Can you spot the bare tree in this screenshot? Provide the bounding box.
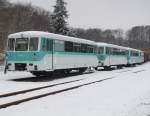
[127,26,150,49]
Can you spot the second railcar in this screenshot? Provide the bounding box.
[96,42,144,69]
[96,42,128,69]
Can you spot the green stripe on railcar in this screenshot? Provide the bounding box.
[6,51,48,61]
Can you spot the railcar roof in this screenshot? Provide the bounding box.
[97,42,127,49]
[8,31,96,45]
[97,42,143,52]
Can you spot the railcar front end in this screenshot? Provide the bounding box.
[6,35,53,73]
[127,49,144,65]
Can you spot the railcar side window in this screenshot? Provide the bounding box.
[47,39,53,51]
[8,38,15,51]
[112,48,121,55]
[29,38,38,51]
[120,50,127,55]
[73,43,81,52]
[87,45,94,53]
[64,41,95,53]
[126,50,129,55]
[54,40,64,52]
[126,51,129,55]
[65,41,73,52]
[111,48,116,55]
[106,47,111,54]
[81,44,87,53]
[15,38,28,51]
[98,47,104,54]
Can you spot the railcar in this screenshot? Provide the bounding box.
[127,48,144,65]
[5,31,98,76]
[96,42,128,69]
[5,31,145,76]
[96,42,144,69]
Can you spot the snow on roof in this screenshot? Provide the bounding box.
[8,31,96,45]
[8,31,143,53]
[96,42,109,46]
[97,42,127,49]
[97,42,143,52]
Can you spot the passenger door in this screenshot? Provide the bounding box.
[105,47,111,66]
[41,38,53,70]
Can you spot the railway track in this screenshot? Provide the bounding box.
[132,69,146,73]
[0,67,145,109]
[0,76,114,109]
[0,78,85,98]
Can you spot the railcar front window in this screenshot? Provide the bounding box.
[15,38,28,51]
[42,38,53,51]
[8,38,15,51]
[131,51,139,56]
[29,38,38,51]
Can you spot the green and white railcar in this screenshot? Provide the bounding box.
[127,48,144,65]
[96,42,144,69]
[6,31,98,76]
[96,42,128,69]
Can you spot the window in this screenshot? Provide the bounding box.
[65,41,73,52]
[110,48,127,55]
[73,43,81,52]
[111,48,120,55]
[15,38,28,51]
[42,38,46,51]
[86,45,94,53]
[64,41,95,53]
[81,44,87,53]
[54,40,64,52]
[8,38,15,51]
[120,49,127,55]
[47,39,53,51]
[106,47,111,54]
[29,38,39,51]
[98,47,104,54]
[126,50,129,55]
[42,38,53,51]
[131,51,139,56]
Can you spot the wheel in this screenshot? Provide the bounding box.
[104,66,111,70]
[126,64,131,67]
[30,71,53,77]
[95,67,99,71]
[30,71,40,77]
[79,68,87,74]
[64,69,71,74]
[117,65,123,69]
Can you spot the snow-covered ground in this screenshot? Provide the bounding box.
[0,63,150,116]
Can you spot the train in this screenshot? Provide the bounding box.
[96,42,144,69]
[5,31,144,76]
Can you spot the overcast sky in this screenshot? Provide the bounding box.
[10,0,150,30]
